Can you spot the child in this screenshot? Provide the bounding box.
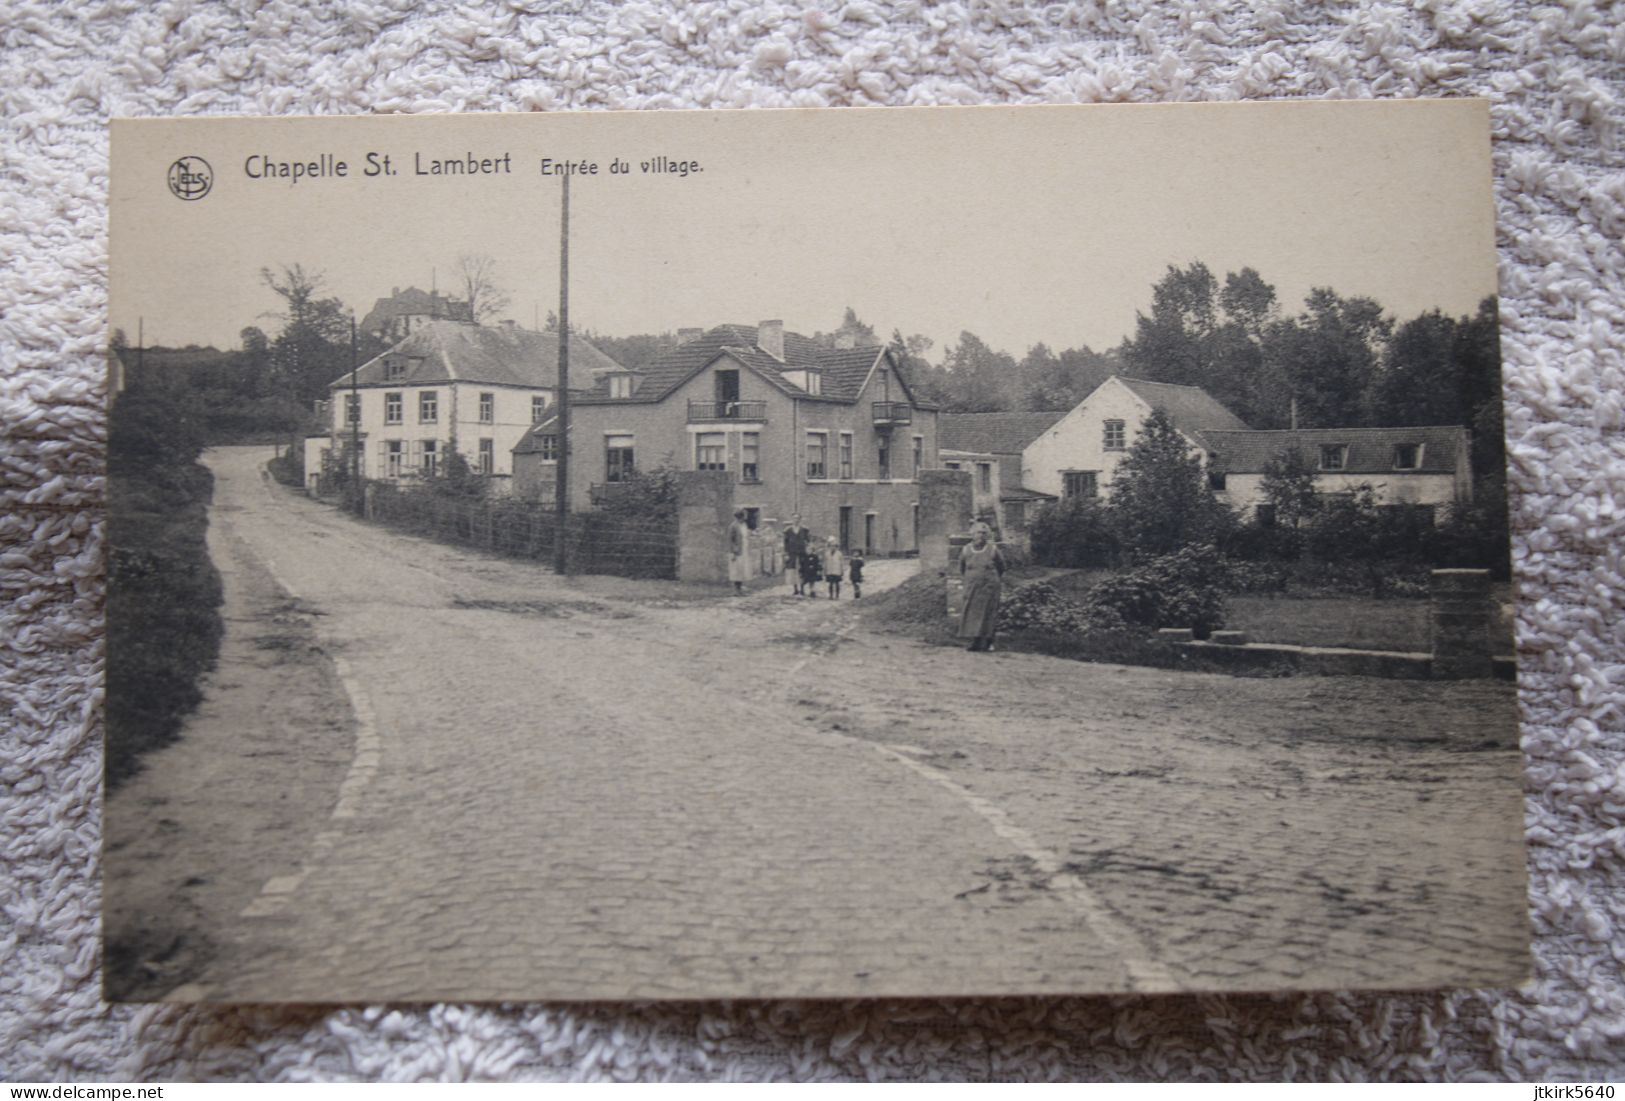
[798,542,823,598]
[823,538,845,600]
[848,547,865,599]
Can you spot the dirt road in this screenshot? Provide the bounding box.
[104,446,1530,1002]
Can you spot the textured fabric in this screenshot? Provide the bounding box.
[3,0,1623,1083]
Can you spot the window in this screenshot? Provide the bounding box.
[1256,503,1278,528]
[878,435,891,480]
[1208,470,1227,490]
[605,434,635,479]
[741,432,760,482]
[944,461,961,471]
[539,434,558,461]
[385,357,404,381]
[479,392,494,424]
[806,432,828,480]
[606,435,635,482]
[419,391,438,423]
[385,439,403,477]
[344,393,360,425]
[977,463,993,492]
[420,439,439,476]
[384,392,403,425]
[742,506,760,531]
[913,436,924,476]
[696,431,726,471]
[1320,444,1347,471]
[1104,419,1126,451]
[1393,443,1421,470]
[1063,471,1098,499]
[609,374,633,399]
[804,370,821,396]
[478,438,494,475]
[1006,501,1026,528]
[839,432,854,479]
[532,395,548,422]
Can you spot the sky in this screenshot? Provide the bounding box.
[110,102,1498,362]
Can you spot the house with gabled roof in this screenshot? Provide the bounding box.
[512,320,940,556]
[307,319,620,489]
[1014,374,1471,522]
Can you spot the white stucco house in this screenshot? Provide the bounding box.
[1014,374,1473,522]
[305,319,621,492]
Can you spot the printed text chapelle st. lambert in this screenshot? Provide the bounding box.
[240,151,702,184]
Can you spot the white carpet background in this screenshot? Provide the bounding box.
[2,0,1622,1082]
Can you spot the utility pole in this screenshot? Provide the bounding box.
[553,171,571,575]
[350,313,362,514]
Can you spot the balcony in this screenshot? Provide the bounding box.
[688,400,767,422]
[872,401,912,427]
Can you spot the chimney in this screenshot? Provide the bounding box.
[834,331,856,350]
[757,319,784,361]
[676,327,704,345]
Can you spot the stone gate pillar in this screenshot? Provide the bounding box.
[917,468,974,576]
[674,470,734,583]
[1431,568,1493,679]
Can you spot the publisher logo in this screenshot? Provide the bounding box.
[167,156,213,201]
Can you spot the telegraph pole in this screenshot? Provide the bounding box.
[350,313,362,514]
[553,171,571,575]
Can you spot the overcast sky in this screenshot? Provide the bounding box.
[111,101,1497,362]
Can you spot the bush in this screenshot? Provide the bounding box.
[1030,496,1120,568]
[1226,560,1290,594]
[1084,545,1228,636]
[1224,522,1303,563]
[997,582,1093,634]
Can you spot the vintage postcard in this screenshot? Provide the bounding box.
[105,102,1528,1002]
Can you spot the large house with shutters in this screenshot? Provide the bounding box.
[512,320,940,556]
[305,318,621,491]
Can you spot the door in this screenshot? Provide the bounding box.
[864,513,876,555]
[714,369,740,415]
[839,506,852,552]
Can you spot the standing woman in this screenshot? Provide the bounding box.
[958,523,1006,652]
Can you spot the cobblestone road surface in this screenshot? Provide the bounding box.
[109,447,1530,1002]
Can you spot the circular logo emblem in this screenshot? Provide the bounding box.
[167,156,213,201]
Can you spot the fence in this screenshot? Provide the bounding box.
[364,483,677,579]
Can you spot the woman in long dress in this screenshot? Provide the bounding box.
[958,524,1006,652]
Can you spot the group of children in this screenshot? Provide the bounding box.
[783,516,864,600]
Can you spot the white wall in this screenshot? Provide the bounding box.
[1223,471,1466,517]
[330,382,553,478]
[1023,378,1201,499]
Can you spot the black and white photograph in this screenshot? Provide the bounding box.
[104,102,1528,1003]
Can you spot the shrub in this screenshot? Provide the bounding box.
[1224,522,1303,563]
[997,582,1092,634]
[1084,545,1228,636]
[1029,496,1120,568]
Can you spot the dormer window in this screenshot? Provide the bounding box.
[385,357,405,381]
[782,368,822,395]
[1393,443,1422,470]
[608,374,633,399]
[1319,444,1348,471]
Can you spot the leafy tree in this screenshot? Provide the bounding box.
[456,253,512,323]
[935,331,1017,412]
[1120,261,1220,388]
[814,307,878,348]
[1258,445,1320,529]
[260,264,350,407]
[1029,496,1120,568]
[1267,288,1390,429]
[1106,408,1233,555]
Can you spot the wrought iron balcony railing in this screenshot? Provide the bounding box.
[688,400,767,422]
[872,401,912,426]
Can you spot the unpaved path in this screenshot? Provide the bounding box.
[104,446,1529,1002]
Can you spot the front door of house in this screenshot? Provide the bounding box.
[864,513,876,555]
[839,506,852,552]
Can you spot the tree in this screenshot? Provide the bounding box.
[1267,288,1391,429]
[1106,408,1233,555]
[814,307,878,348]
[936,331,1017,412]
[1119,261,1220,387]
[1022,342,1116,411]
[456,253,512,323]
[259,264,350,406]
[1258,446,1320,529]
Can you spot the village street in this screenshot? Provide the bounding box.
[105,446,1529,1003]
